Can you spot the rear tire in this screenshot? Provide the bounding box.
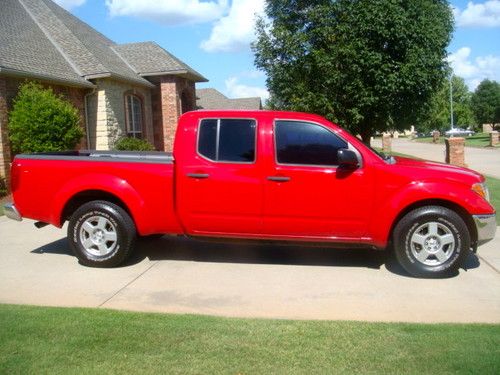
[68,200,136,267]
[393,206,470,278]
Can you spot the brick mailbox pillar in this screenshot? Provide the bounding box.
[490,131,499,147]
[432,131,440,143]
[445,137,466,167]
[382,134,391,153]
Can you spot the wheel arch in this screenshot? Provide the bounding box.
[61,190,133,225]
[389,199,477,247]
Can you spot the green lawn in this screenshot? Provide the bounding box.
[415,133,500,148]
[486,175,500,224]
[0,304,499,374]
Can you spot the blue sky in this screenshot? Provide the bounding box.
[58,0,500,100]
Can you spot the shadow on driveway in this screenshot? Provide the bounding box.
[30,235,480,277]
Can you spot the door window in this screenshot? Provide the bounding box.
[275,121,347,165]
[198,119,256,163]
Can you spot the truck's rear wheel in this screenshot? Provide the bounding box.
[68,200,136,267]
[393,206,470,278]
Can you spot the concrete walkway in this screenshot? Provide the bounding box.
[372,137,500,179]
[1,217,499,323]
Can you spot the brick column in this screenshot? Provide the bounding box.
[482,124,493,133]
[0,78,11,188]
[489,131,499,147]
[432,131,440,143]
[160,76,181,152]
[445,137,466,167]
[382,134,391,153]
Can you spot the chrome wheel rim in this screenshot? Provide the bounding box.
[410,222,455,266]
[79,216,118,257]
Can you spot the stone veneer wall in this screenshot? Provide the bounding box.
[152,76,195,151]
[0,76,86,185]
[90,79,154,150]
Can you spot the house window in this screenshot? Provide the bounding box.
[125,94,143,138]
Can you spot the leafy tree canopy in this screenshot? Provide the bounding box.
[417,75,475,133]
[471,79,500,126]
[253,0,454,143]
[9,82,84,153]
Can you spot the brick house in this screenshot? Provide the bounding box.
[0,0,208,182]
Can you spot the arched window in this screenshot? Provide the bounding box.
[125,94,143,138]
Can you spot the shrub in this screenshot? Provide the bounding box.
[0,177,7,197]
[8,82,84,154]
[113,137,155,151]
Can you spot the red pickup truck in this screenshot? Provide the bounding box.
[4,110,496,277]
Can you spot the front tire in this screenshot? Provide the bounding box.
[68,200,136,267]
[393,206,470,278]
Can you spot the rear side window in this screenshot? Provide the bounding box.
[198,119,256,162]
[275,121,347,166]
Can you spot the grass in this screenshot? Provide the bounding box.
[0,304,499,374]
[414,133,500,148]
[485,175,500,224]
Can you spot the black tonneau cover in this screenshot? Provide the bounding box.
[15,150,174,164]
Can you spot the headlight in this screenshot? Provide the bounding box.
[472,182,490,202]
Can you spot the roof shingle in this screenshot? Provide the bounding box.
[196,88,262,110]
[0,0,206,88]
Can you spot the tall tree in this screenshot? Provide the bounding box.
[471,79,500,126]
[417,75,475,133]
[253,0,453,144]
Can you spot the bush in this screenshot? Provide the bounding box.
[8,82,84,154]
[113,137,155,151]
[0,177,7,197]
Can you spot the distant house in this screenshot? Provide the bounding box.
[0,0,208,181]
[196,88,262,110]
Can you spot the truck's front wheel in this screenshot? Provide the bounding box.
[393,206,470,278]
[68,200,136,267]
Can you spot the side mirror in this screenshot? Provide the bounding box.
[337,148,359,169]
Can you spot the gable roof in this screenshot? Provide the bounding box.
[0,0,206,88]
[113,42,207,82]
[196,88,262,110]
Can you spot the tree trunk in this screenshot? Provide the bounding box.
[360,128,372,146]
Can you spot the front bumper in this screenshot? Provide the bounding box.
[473,214,497,246]
[3,202,22,222]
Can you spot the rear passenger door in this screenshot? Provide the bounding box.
[177,118,264,236]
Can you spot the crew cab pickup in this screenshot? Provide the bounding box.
[4,110,496,277]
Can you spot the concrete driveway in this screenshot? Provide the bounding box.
[1,216,499,323]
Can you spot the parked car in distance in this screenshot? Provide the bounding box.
[4,110,496,278]
[445,128,475,137]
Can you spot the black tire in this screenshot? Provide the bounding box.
[393,206,470,278]
[68,200,136,267]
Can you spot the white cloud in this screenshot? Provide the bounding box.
[448,47,500,89]
[201,0,265,52]
[225,77,269,101]
[54,0,86,9]
[105,0,229,26]
[453,0,500,27]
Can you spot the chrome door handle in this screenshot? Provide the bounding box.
[187,173,210,179]
[267,176,291,182]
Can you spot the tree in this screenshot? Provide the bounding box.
[417,75,476,133]
[9,82,84,153]
[253,0,454,144]
[471,79,500,126]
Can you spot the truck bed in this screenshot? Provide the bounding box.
[11,150,182,236]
